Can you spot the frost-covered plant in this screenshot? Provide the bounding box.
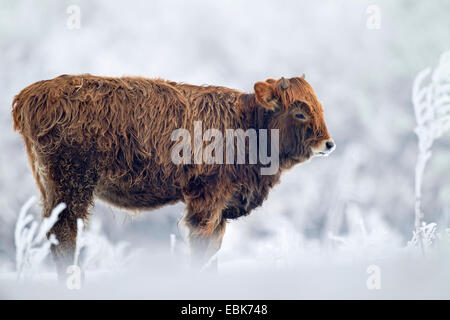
[408,222,438,249]
[14,196,66,279]
[74,218,84,266]
[407,223,450,254]
[15,196,134,281]
[74,217,134,272]
[412,51,450,251]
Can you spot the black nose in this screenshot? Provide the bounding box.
[326,141,335,150]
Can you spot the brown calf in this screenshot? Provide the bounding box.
[12,74,334,276]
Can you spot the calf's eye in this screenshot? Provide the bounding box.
[295,113,306,120]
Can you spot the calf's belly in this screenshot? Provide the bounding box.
[94,181,183,210]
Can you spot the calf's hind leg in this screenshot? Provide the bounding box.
[41,151,98,279]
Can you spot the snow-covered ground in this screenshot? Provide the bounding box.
[1,192,450,299]
[2,225,450,299]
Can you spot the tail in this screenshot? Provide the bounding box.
[11,81,46,135]
[11,79,60,140]
[12,91,25,133]
[11,81,52,201]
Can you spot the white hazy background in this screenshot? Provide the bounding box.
[1,0,450,299]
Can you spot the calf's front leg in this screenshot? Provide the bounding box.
[187,218,227,269]
[183,183,230,268]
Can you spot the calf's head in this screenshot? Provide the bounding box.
[254,75,335,167]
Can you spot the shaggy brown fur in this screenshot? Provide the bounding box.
[12,74,333,275]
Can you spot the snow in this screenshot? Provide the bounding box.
[1,0,450,299]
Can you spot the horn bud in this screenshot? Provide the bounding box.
[280,77,289,90]
[301,73,305,79]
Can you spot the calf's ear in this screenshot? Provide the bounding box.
[254,81,279,111]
